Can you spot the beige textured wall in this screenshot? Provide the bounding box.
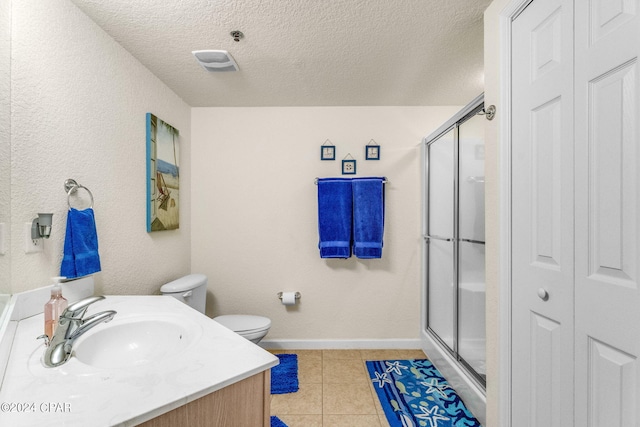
[10,0,191,295]
[484,0,510,425]
[0,0,10,295]
[191,106,460,340]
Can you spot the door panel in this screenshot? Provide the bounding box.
[427,130,456,350]
[588,62,637,286]
[511,0,640,423]
[511,0,574,425]
[531,97,562,270]
[529,312,561,427]
[428,129,455,237]
[458,241,486,376]
[428,239,455,349]
[574,0,640,424]
[459,113,486,242]
[457,111,486,377]
[588,338,637,427]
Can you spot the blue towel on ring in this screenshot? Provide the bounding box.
[352,177,385,259]
[60,208,101,279]
[317,178,352,258]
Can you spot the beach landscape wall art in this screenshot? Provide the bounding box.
[146,113,180,232]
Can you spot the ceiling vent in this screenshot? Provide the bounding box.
[192,50,239,72]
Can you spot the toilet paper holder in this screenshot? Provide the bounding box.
[277,292,301,300]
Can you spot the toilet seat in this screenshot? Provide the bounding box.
[214,315,271,334]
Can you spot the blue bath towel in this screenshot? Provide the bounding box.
[60,208,101,279]
[352,177,385,259]
[317,178,353,258]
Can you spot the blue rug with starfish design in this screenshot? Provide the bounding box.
[365,359,481,427]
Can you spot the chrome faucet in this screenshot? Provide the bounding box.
[40,295,116,367]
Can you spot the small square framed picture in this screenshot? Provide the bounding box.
[321,145,335,160]
[342,159,357,175]
[366,144,380,160]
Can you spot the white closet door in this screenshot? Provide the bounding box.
[574,1,640,425]
[511,0,574,425]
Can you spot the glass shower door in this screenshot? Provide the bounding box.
[457,113,486,379]
[427,127,455,350]
[424,97,486,388]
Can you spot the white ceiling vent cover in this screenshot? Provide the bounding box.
[192,50,239,72]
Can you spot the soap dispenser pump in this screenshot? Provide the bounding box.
[44,276,68,340]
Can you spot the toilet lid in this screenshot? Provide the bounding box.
[161,274,207,293]
[214,315,271,333]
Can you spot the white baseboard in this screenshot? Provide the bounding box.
[259,338,422,350]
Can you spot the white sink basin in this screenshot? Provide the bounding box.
[1,295,279,427]
[73,315,199,369]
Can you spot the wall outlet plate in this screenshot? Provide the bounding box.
[24,222,43,254]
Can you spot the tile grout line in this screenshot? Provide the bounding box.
[321,350,324,426]
[269,349,426,426]
[363,358,383,427]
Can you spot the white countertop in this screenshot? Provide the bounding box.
[0,295,279,426]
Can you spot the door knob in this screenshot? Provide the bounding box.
[537,288,549,301]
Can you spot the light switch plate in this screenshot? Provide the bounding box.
[24,222,43,254]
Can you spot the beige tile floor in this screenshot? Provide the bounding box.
[269,349,428,427]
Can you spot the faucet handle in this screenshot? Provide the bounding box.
[37,334,50,347]
[62,295,105,319]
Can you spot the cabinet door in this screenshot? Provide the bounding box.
[574,0,640,425]
[511,0,575,425]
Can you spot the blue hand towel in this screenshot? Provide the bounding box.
[352,177,385,259]
[60,208,101,279]
[317,178,353,258]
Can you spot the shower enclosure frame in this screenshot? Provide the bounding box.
[421,93,486,425]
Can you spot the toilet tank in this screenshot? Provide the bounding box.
[160,274,207,314]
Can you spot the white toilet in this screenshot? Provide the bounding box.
[160,274,271,344]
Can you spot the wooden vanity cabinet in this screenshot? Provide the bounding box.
[138,370,270,427]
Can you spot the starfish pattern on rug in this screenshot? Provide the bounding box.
[421,378,451,398]
[366,359,482,427]
[415,404,451,427]
[385,360,409,376]
[372,371,392,388]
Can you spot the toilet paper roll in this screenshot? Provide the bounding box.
[281,292,297,306]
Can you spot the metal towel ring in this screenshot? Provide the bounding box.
[64,179,94,210]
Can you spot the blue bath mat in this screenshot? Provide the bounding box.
[366,359,481,427]
[271,354,299,394]
[270,415,288,427]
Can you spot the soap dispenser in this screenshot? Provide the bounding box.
[44,277,68,340]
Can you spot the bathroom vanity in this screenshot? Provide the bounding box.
[0,293,278,426]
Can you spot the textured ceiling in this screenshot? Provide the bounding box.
[70,0,491,107]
